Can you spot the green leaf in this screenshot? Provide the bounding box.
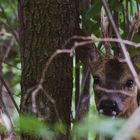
[73,114,124,139]
[86,1,102,19]
[17,115,56,139]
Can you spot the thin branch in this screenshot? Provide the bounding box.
[97,37,140,48]
[101,7,112,57]
[127,10,140,40]
[31,85,42,114]
[95,86,135,97]
[41,87,61,122]
[69,35,140,48]
[76,68,90,119]
[28,34,140,109]
[3,38,15,61]
[0,75,19,113]
[39,49,72,85]
[101,0,140,89]
[24,33,140,120]
[22,86,37,107]
[23,50,72,120]
[37,34,140,90]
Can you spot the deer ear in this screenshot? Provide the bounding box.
[76,42,101,66]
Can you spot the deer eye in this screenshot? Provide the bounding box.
[125,79,134,88]
[93,75,100,85]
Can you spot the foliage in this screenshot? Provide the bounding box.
[73,114,124,140]
[16,115,55,139]
[14,114,124,139]
[0,1,20,96]
[0,0,140,140]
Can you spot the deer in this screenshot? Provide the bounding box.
[75,10,140,140]
[92,56,140,140]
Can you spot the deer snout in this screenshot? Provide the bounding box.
[98,99,120,117]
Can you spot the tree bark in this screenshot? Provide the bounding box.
[18,0,79,139]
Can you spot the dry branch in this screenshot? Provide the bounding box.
[127,10,140,41]
[101,0,140,89]
[0,75,19,113]
[24,32,140,120]
[101,7,112,57]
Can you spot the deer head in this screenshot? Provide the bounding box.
[92,56,140,118]
[75,11,140,118]
[77,43,140,118]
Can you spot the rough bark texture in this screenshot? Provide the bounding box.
[18,0,79,140]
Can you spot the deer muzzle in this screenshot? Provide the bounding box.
[97,99,121,117]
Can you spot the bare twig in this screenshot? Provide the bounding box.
[3,37,15,61]
[0,75,19,113]
[101,7,112,57]
[68,35,140,48]
[31,85,42,114]
[95,86,135,97]
[23,50,72,119]
[127,10,140,40]
[76,68,90,119]
[96,37,140,48]
[25,33,140,118]
[23,27,140,120]
[101,0,140,89]
[39,49,72,85]
[31,34,140,99]
[41,87,61,122]
[22,86,37,107]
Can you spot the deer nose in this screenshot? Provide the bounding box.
[98,100,120,117]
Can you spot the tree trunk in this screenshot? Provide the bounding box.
[18,0,79,139]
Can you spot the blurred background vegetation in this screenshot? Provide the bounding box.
[0,0,20,105]
[0,0,140,139]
